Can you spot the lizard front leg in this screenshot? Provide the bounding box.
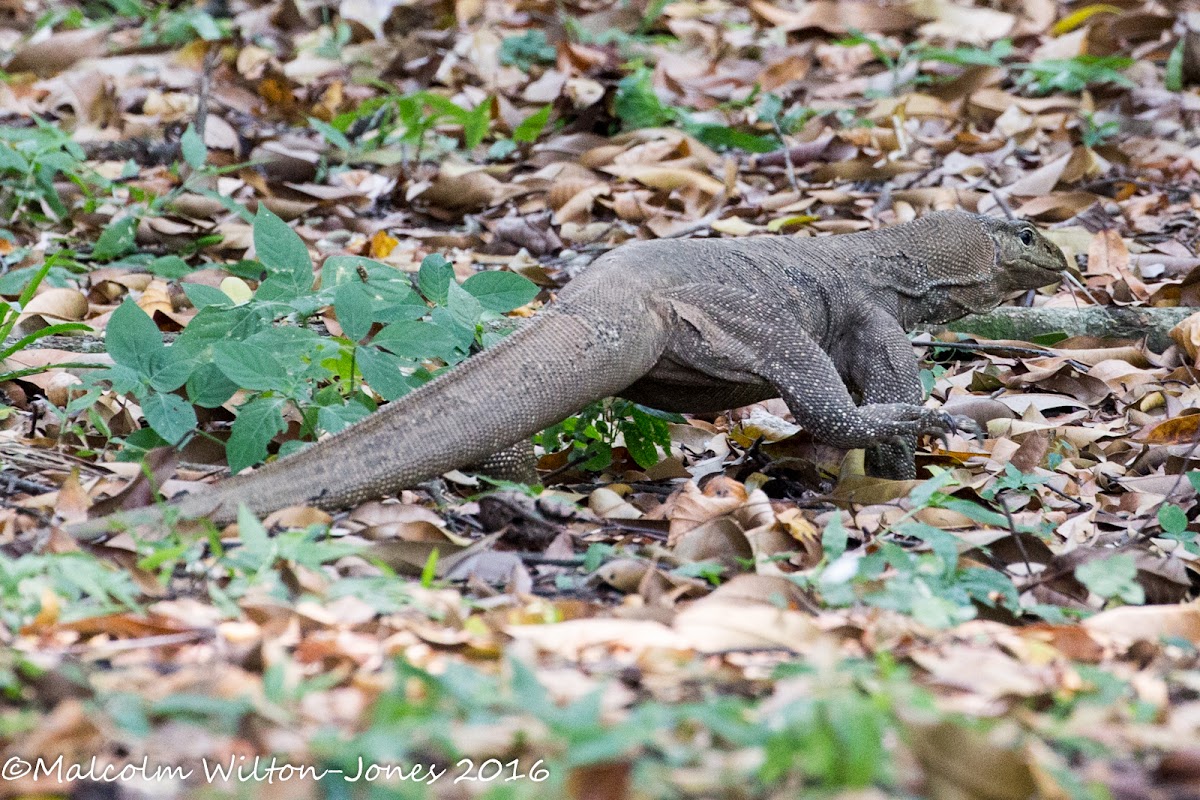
[656,284,958,466]
[842,312,927,480]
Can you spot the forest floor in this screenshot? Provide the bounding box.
[3,0,1200,798]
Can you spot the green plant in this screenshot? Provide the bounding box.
[1075,553,1144,605]
[0,550,141,630]
[89,205,538,473]
[834,32,1012,96]
[810,471,1057,627]
[535,398,682,472]
[1080,112,1119,148]
[0,254,94,384]
[614,66,779,152]
[1014,55,1134,95]
[1166,38,1185,91]
[137,3,228,45]
[499,29,557,71]
[315,21,352,60]
[0,119,111,222]
[920,38,1013,67]
[318,90,492,163]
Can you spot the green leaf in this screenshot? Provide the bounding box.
[93,216,139,261]
[106,299,163,375]
[186,362,238,408]
[462,98,491,149]
[615,67,676,130]
[308,116,353,151]
[181,123,207,169]
[513,105,551,143]
[621,422,659,468]
[417,254,454,305]
[316,399,371,434]
[334,282,374,341]
[212,342,289,392]
[145,348,195,392]
[140,392,197,445]
[117,427,169,462]
[1159,504,1189,535]
[355,345,413,401]
[461,270,539,312]
[420,548,439,588]
[1166,39,1185,92]
[498,29,557,71]
[227,396,287,474]
[146,256,191,279]
[488,139,518,160]
[686,122,779,154]
[447,280,483,332]
[0,143,28,172]
[1076,553,1144,604]
[430,305,474,353]
[181,283,232,310]
[372,320,460,361]
[822,514,848,560]
[253,204,312,286]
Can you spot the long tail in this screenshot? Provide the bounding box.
[71,309,660,536]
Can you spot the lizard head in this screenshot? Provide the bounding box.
[983,217,1071,293]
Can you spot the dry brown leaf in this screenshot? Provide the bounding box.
[1083,604,1200,644]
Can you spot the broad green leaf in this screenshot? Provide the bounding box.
[1076,553,1144,604]
[117,427,169,462]
[822,514,848,560]
[106,299,163,376]
[461,270,539,312]
[181,123,207,169]
[181,283,232,310]
[1158,504,1189,535]
[320,255,384,287]
[334,282,374,341]
[253,204,312,283]
[227,396,286,473]
[140,392,197,445]
[186,362,239,408]
[417,254,453,305]
[147,256,191,279]
[0,143,28,172]
[355,345,413,401]
[212,341,289,392]
[430,305,474,353]
[173,305,269,351]
[93,216,139,261]
[447,280,483,332]
[372,320,460,361]
[513,105,551,143]
[145,347,195,393]
[316,399,371,434]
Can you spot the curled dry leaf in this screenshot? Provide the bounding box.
[14,288,88,334]
[1083,603,1200,645]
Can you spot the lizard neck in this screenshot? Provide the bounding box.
[870,217,1003,329]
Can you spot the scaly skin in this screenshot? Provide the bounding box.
[67,211,1066,540]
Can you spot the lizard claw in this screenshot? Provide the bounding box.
[950,414,982,438]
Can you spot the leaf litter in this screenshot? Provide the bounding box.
[1,0,1200,797]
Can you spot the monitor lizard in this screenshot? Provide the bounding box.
[66,210,1067,539]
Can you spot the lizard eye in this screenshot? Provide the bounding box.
[1018,228,1034,246]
